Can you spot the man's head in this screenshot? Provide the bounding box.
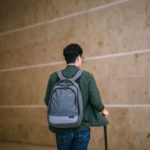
[63,43,83,66]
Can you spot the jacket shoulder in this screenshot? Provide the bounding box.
[49,72,58,82]
[82,70,94,80]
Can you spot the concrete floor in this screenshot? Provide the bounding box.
[0,142,57,150]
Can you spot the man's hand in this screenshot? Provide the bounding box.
[101,108,109,116]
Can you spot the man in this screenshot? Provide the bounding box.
[44,43,109,150]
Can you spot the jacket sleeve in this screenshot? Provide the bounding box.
[88,73,105,112]
[44,73,57,106]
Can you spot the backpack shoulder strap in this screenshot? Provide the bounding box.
[71,70,83,81]
[57,71,66,80]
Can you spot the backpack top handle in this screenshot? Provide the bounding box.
[57,70,83,81]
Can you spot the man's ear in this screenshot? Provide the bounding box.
[76,56,80,62]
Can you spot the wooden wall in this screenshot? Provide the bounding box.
[0,0,150,149]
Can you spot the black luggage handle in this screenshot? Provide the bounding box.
[104,125,108,150]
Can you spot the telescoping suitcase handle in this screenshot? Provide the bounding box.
[104,125,108,150]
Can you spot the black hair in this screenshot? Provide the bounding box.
[63,43,83,64]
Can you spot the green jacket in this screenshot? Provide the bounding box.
[44,65,108,133]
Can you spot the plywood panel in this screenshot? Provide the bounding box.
[0,107,150,150]
[0,64,65,105]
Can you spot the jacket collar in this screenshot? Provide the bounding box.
[66,65,79,70]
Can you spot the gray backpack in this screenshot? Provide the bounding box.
[48,70,83,128]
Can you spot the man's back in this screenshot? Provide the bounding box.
[44,65,107,133]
